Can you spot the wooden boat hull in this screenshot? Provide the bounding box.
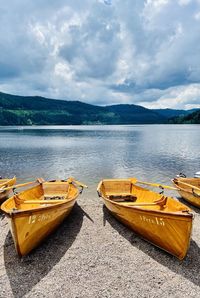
[0,177,16,204]
[1,179,81,256]
[172,177,200,208]
[103,199,192,260]
[98,179,193,260]
[8,200,75,256]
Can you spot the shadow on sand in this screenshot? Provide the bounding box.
[4,203,86,297]
[103,205,200,287]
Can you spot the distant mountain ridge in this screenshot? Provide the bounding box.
[152,108,198,119]
[106,104,165,124]
[169,109,200,124]
[0,91,199,125]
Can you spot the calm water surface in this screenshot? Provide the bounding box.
[0,125,199,195]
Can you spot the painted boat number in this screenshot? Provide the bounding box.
[28,214,52,224]
[140,215,165,226]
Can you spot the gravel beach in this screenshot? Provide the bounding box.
[0,186,200,298]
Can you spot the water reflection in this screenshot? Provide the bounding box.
[0,125,199,188]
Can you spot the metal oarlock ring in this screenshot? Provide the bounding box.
[13,188,18,195]
[159,185,164,194]
[79,186,83,194]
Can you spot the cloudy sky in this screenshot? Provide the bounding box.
[1,0,200,109]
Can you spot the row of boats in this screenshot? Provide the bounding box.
[0,174,200,260]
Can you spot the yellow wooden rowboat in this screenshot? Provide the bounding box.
[172,176,200,208]
[1,177,87,256]
[97,178,193,260]
[0,177,16,204]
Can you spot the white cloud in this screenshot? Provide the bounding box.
[178,0,192,6]
[194,11,200,19]
[139,84,200,109]
[0,0,200,109]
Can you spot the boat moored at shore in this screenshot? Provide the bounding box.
[172,174,200,208]
[97,178,193,260]
[0,177,16,204]
[1,177,87,256]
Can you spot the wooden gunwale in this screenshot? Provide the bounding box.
[9,195,78,215]
[102,195,192,219]
[4,196,78,217]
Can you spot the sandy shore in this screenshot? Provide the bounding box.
[0,186,200,298]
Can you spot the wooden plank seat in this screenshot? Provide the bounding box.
[108,194,137,202]
[44,195,67,201]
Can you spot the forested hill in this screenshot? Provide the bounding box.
[169,109,200,124]
[0,91,199,125]
[106,104,164,124]
[0,92,164,125]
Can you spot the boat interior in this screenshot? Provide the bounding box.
[1,181,78,212]
[173,177,200,192]
[0,177,16,189]
[0,179,10,185]
[0,179,9,193]
[99,180,191,213]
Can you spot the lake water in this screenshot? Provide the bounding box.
[0,125,199,196]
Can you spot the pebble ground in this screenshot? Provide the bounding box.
[0,186,200,298]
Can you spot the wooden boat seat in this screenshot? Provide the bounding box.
[13,194,68,208]
[109,194,137,202]
[44,195,67,200]
[106,192,131,196]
